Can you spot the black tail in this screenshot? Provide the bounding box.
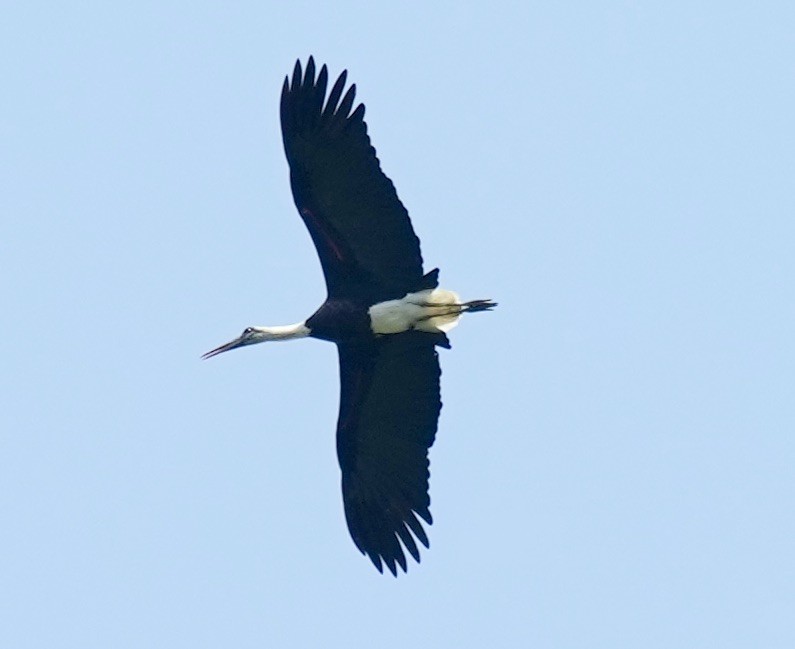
[462,299,497,313]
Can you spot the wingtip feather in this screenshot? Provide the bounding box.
[291,59,302,92]
[305,57,316,86]
[323,69,348,119]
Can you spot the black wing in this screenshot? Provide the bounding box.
[280,57,425,301]
[336,333,443,575]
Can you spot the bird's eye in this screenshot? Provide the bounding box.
[243,327,254,335]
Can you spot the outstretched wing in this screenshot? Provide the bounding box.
[336,333,443,575]
[280,57,425,301]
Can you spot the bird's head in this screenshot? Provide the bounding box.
[202,322,311,359]
[201,327,273,359]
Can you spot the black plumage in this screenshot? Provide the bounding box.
[281,57,425,303]
[282,58,444,574]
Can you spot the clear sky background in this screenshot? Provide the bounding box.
[2,2,793,647]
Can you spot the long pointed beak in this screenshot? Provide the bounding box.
[202,335,248,360]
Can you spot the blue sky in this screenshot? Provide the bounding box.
[2,2,793,647]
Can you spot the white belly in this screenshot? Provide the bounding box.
[368,288,462,335]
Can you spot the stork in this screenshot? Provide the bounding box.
[203,58,496,575]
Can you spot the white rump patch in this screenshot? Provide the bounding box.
[369,288,463,335]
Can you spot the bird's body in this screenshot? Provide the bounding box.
[204,57,495,575]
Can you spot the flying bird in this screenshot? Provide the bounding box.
[203,57,495,575]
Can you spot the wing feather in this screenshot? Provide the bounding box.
[336,333,442,575]
[281,57,425,301]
